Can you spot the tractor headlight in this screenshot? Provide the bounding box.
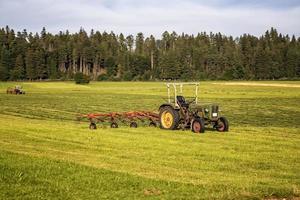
[212,113,218,117]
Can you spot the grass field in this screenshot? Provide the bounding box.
[0,81,299,199]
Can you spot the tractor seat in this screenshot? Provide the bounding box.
[176,96,189,108]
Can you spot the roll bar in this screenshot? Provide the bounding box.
[166,82,199,107]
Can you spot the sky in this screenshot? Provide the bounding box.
[0,0,299,38]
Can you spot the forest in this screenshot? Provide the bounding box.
[0,26,299,81]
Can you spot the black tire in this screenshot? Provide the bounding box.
[111,122,118,128]
[149,122,157,127]
[89,123,97,130]
[159,106,180,130]
[192,118,205,133]
[130,122,138,128]
[216,117,229,132]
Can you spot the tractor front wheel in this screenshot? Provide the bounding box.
[192,118,205,133]
[216,117,229,132]
[159,106,179,130]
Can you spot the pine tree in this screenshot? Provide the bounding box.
[35,49,47,79]
[254,46,272,79]
[105,57,117,77]
[285,46,299,78]
[0,47,10,81]
[25,49,36,80]
[126,35,134,52]
[135,32,144,55]
[47,55,58,79]
[10,54,25,80]
[159,52,180,79]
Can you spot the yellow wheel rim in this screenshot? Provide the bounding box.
[161,111,173,128]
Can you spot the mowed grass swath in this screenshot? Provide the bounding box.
[0,81,299,199]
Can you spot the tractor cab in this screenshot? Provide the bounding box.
[15,85,25,94]
[159,82,229,133]
[6,85,25,95]
[164,82,199,108]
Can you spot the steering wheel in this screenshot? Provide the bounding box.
[186,98,196,104]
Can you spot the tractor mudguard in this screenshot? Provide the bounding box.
[158,103,179,111]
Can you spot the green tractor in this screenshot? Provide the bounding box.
[159,83,229,133]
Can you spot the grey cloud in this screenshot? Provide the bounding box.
[0,0,299,37]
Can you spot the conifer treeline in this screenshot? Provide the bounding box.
[0,26,299,81]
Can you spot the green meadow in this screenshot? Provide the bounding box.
[0,81,299,199]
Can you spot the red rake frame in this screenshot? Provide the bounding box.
[77,111,159,129]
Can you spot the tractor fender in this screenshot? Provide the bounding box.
[158,104,178,111]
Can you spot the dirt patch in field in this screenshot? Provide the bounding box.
[212,82,300,88]
[143,188,161,196]
[264,197,300,200]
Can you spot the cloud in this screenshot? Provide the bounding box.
[0,0,299,37]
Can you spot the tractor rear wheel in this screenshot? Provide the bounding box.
[216,117,229,132]
[159,106,179,130]
[192,118,205,133]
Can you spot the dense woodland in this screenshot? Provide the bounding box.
[0,26,299,81]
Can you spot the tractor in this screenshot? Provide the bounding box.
[159,83,229,133]
[6,85,25,95]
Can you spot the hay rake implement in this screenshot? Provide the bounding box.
[77,111,159,129]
